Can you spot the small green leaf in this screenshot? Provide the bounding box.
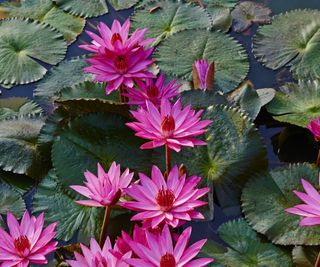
[109,0,139,10]
[180,90,228,109]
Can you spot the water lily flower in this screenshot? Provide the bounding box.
[0,210,57,267]
[192,59,214,90]
[124,224,213,267]
[285,178,320,226]
[307,117,320,141]
[67,237,131,267]
[126,98,212,152]
[80,19,156,95]
[121,165,210,228]
[70,162,134,207]
[124,73,181,107]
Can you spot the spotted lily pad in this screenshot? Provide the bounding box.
[156,29,249,93]
[0,18,67,86]
[253,9,320,80]
[242,163,320,245]
[53,0,108,18]
[231,1,271,33]
[131,0,211,45]
[201,219,293,267]
[266,80,320,127]
[0,0,85,43]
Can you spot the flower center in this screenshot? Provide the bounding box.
[111,33,123,45]
[14,235,30,256]
[160,253,176,267]
[161,115,175,137]
[114,55,129,74]
[156,187,175,211]
[146,85,159,99]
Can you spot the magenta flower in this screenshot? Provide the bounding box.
[121,165,210,228]
[307,117,320,141]
[286,178,320,226]
[126,98,212,152]
[192,59,214,90]
[70,162,134,207]
[124,224,213,267]
[80,19,156,95]
[67,237,131,267]
[0,210,57,267]
[124,73,181,107]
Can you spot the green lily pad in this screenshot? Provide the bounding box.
[242,163,320,245]
[253,9,320,80]
[156,29,249,93]
[0,170,34,195]
[0,18,67,86]
[0,116,50,179]
[292,246,319,267]
[266,80,320,127]
[180,90,228,109]
[201,219,293,267]
[174,105,267,215]
[131,0,211,45]
[0,0,85,43]
[109,0,139,10]
[33,56,93,105]
[52,113,153,188]
[0,182,26,218]
[231,1,272,33]
[54,0,108,18]
[0,97,43,120]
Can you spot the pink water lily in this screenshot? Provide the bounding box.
[124,73,181,107]
[307,117,320,141]
[126,98,212,152]
[70,162,134,207]
[192,59,214,90]
[121,165,209,228]
[0,210,57,267]
[67,237,131,267]
[286,178,320,226]
[124,224,213,267]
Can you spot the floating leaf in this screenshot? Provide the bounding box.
[0,0,85,43]
[109,0,139,10]
[0,182,26,218]
[0,117,50,179]
[201,219,293,267]
[231,1,271,33]
[0,97,43,120]
[256,88,275,106]
[266,80,320,127]
[242,163,320,245]
[53,0,108,18]
[181,90,227,109]
[0,170,34,194]
[156,29,249,93]
[52,113,153,188]
[253,10,320,80]
[292,246,319,267]
[173,105,267,215]
[0,18,67,86]
[131,0,211,45]
[34,56,92,105]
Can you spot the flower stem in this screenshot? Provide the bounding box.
[99,206,111,247]
[165,144,171,179]
[315,251,320,267]
[316,148,320,167]
[119,85,128,103]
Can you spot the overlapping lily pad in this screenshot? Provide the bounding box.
[0,18,67,86]
[54,0,108,18]
[253,9,320,80]
[242,163,320,245]
[109,0,139,10]
[0,0,85,43]
[174,105,267,215]
[201,219,293,266]
[0,170,34,194]
[131,0,211,45]
[266,80,320,127]
[0,182,26,218]
[292,246,319,267]
[156,29,249,93]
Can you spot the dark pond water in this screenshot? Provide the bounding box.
[1,0,320,245]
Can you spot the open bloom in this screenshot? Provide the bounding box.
[70,162,134,207]
[126,98,212,152]
[124,73,181,107]
[67,237,131,267]
[124,224,213,267]
[285,178,320,226]
[121,165,209,228]
[307,117,320,141]
[192,59,214,90]
[80,19,156,95]
[0,210,57,267]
